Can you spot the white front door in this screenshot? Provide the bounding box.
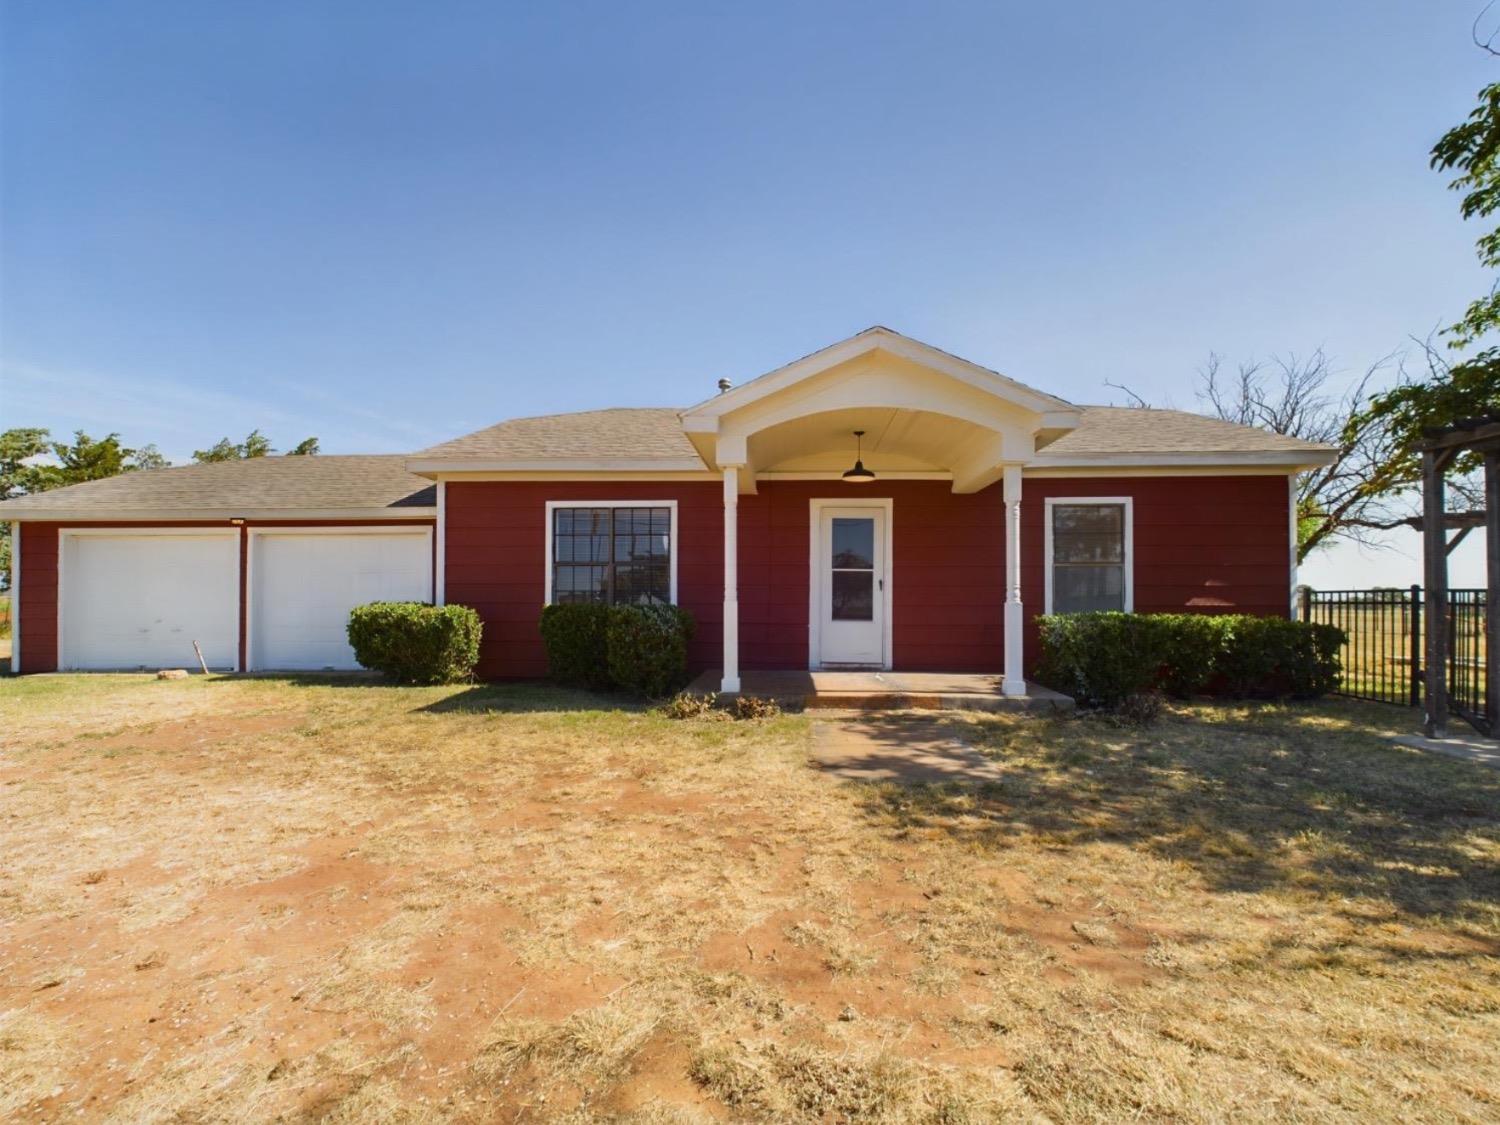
[813,505,888,668]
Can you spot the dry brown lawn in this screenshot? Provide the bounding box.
[1,674,1497,1122]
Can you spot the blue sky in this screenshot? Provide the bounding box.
[0,1,1493,584]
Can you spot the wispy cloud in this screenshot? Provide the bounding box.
[0,358,450,463]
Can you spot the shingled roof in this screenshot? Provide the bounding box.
[411,407,697,464]
[0,455,435,518]
[1036,407,1331,457]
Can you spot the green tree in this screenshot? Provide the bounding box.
[191,429,309,462]
[0,428,50,500]
[0,429,165,586]
[286,437,319,456]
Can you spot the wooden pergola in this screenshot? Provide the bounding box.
[1421,414,1499,737]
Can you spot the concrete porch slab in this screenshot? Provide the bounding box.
[683,669,1073,713]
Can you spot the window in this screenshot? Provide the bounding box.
[548,504,674,605]
[1046,499,1132,614]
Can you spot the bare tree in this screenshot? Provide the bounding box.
[1193,343,1485,560]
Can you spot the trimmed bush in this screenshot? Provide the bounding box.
[347,601,482,685]
[540,603,612,690]
[1036,611,1345,708]
[606,604,696,698]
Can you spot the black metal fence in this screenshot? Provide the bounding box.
[1300,586,1490,733]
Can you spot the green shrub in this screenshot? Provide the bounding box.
[346,601,482,685]
[1035,613,1168,708]
[539,603,612,690]
[605,604,695,698]
[1036,611,1345,708]
[1215,616,1345,699]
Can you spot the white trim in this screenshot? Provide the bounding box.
[808,497,894,670]
[9,522,19,674]
[1002,468,1025,696]
[722,468,740,693]
[0,507,436,523]
[1028,450,1336,470]
[1288,473,1299,618]
[755,471,952,481]
[244,525,435,672]
[683,326,1076,419]
[1023,465,1313,479]
[408,459,707,475]
[57,527,241,672]
[420,471,712,482]
[541,500,680,606]
[1043,496,1135,615]
[436,481,447,606]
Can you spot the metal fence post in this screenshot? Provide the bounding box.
[1300,586,1311,623]
[1409,584,1422,709]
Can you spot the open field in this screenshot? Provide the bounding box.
[1,676,1498,1122]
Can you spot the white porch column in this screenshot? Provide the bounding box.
[721,465,741,693]
[1002,466,1025,697]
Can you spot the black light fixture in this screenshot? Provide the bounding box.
[841,430,876,483]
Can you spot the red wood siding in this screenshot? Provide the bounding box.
[1020,475,1292,666]
[12,518,433,674]
[446,475,1290,680]
[444,482,724,679]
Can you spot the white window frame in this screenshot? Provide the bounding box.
[1043,496,1134,615]
[543,500,679,606]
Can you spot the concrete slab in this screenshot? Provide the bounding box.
[810,714,1007,784]
[1393,732,1500,769]
[685,669,1073,714]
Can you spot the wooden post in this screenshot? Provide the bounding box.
[1422,450,1448,738]
[1486,452,1499,736]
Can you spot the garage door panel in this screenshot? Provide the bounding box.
[62,534,239,670]
[252,532,431,671]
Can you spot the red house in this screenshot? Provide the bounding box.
[1,328,1334,693]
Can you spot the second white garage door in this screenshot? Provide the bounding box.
[249,529,433,671]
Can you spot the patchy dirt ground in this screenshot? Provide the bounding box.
[1,675,1498,1122]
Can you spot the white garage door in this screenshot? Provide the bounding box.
[60,531,239,671]
[250,530,432,671]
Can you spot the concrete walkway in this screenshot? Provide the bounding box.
[810,713,1006,784]
[1393,732,1500,770]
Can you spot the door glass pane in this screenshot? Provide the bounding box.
[1052,565,1125,614]
[831,518,874,570]
[832,570,874,620]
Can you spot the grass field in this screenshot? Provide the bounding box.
[1,675,1497,1121]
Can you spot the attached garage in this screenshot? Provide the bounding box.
[60,530,240,671]
[248,528,433,671]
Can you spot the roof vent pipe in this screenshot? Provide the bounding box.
[717,378,732,394]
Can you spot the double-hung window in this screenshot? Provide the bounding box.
[1046,498,1133,614]
[548,504,674,605]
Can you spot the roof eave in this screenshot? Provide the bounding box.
[405,457,709,476]
[1026,449,1338,470]
[0,506,438,522]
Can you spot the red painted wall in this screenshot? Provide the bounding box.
[13,519,433,673]
[13,475,1290,680]
[446,475,1290,679]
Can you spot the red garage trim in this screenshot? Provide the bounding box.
[15,518,435,674]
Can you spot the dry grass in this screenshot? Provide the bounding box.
[0,674,1497,1122]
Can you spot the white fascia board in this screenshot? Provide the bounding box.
[1027,449,1338,471]
[405,457,707,475]
[0,507,437,522]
